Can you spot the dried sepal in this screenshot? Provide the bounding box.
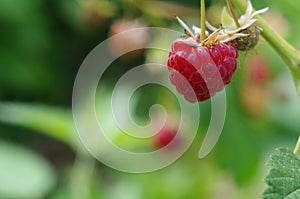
[176,37,199,47]
[215,0,269,49]
[175,16,219,47]
[203,28,221,47]
[221,0,268,35]
[240,0,269,25]
[219,33,248,43]
[176,16,195,38]
[205,21,218,32]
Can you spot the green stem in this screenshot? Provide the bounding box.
[231,0,300,98]
[69,153,95,199]
[200,0,206,41]
[294,136,300,155]
[226,0,241,28]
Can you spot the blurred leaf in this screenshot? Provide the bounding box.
[58,0,84,32]
[159,0,211,7]
[106,180,141,199]
[263,148,300,199]
[267,102,300,133]
[0,141,57,199]
[267,72,300,133]
[49,186,71,199]
[214,93,262,186]
[0,0,38,24]
[0,102,75,147]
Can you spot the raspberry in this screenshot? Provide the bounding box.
[153,128,177,149]
[167,39,238,102]
[245,55,269,84]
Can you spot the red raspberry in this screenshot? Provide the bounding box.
[167,39,238,102]
[245,55,269,84]
[153,128,177,149]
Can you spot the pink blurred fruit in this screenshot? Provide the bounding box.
[108,19,150,61]
[153,128,178,149]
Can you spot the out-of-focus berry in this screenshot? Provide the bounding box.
[153,128,178,149]
[108,19,150,61]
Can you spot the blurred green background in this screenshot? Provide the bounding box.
[0,0,300,198]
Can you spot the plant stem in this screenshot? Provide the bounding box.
[294,136,300,155]
[69,153,95,199]
[200,0,206,41]
[226,0,240,28]
[231,0,300,96]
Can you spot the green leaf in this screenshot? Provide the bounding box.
[266,72,300,133]
[263,148,300,199]
[0,141,57,199]
[0,102,74,147]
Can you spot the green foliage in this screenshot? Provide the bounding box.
[263,148,300,199]
[0,141,57,198]
[0,102,74,146]
[266,73,300,134]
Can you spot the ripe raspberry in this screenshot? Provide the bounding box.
[167,39,238,102]
[153,128,177,149]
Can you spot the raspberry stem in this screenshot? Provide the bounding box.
[226,0,240,28]
[200,0,206,41]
